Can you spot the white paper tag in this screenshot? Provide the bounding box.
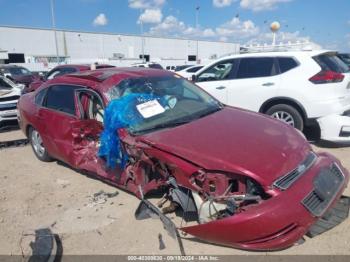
[136,100,165,118]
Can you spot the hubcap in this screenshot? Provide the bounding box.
[31,130,45,157]
[271,111,295,127]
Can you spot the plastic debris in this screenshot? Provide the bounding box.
[98,93,167,168]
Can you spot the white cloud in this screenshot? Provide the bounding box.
[213,0,235,8]
[240,0,292,12]
[215,17,259,39]
[93,13,108,26]
[149,15,186,36]
[128,0,165,9]
[138,9,163,24]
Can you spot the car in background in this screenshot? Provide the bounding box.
[0,65,39,87]
[338,53,350,68]
[0,74,23,128]
[26,63,115,93]
[194,50,350,143]
[166,65,176,71]
[176,65,204,79]
[132,62,163,69]
[174,65,192,72]
[18,67,349,251]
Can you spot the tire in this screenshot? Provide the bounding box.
[29,127,53,162]
[265,104,304,131]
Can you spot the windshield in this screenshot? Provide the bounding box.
[9,67,32,76]
[105,75,222,134]
[0,77,13,89]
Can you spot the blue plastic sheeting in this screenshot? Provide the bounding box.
[98,93,166,169]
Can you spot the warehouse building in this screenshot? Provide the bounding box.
[0,25,240,71]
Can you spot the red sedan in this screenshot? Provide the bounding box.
[18,68,349,251]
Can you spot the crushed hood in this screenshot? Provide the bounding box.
[140,107,310,186]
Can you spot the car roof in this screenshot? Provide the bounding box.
[53,64,114,70]
[41,67,173,93]
[222,49,334,59]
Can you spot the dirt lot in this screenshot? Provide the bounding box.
[0,129,350,256]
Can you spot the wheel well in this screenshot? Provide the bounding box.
[259,98,307,121]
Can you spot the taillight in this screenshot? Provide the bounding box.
[309,70,344,84]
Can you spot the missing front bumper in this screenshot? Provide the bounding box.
[306,196,350,238]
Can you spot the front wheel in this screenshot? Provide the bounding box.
[29,127,52,162]
[266,104,304,131]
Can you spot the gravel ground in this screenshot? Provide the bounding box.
[0,130,349,256]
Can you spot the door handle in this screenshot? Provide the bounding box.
[262,82,275,86]
[216,86,226,90]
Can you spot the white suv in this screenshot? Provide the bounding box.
[194,50,350,143]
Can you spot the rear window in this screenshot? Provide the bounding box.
[148,63,163,69]
[338,54,350,67]
[9,67,31,76]
[278,57,299,73]
[237,58,275,79]
[313,54,349,73]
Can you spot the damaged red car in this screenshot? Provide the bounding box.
[18,68,350,251]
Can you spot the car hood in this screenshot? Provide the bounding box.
[140,107,310,186]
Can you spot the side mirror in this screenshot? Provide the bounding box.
[191,74,197,82]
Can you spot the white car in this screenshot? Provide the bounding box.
[132,62,163,69]
[0,75,23,128]
[194,50,350,143]
[176,65,204,80]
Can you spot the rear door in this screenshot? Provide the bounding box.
[37,84,81,164]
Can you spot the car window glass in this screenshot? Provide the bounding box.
[187,66,203,73]
[9,67,31,76]
[47,70,61,80]
[35,89,47,106]
[0,77,12,89]
[237,58,275,79]
[45,85,79,115]
[314,54,349,73]
[197,60,235,82]
[278,57,298,73]
[148,64,163,69]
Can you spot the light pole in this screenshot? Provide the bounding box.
[140,10,145,63]
[195,6,200,64]
[50,0,59,64]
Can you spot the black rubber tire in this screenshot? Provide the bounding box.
[265,104,304,131]
[29,127,53,162]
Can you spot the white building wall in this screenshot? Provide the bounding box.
[0,26,240,70]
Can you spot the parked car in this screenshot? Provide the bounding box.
[132,62,163,69]
[338,53,350,68]
[193,50,350,143]
[18,67,349,251]
[0,74,23,128]
[176,65,204,79]
[166,65,176,71]
[26,63,115,93]
[0,65,39,87]
[174,65,193,72]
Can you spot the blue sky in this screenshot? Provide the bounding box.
[1,0,349,51]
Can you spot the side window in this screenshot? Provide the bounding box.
[278,57,298,73]
[47,69,61,80]
[45,85,79,115]
[187,66,203,73]
[34,89,47,106]
[197,60,236,82]
[236,58,275,79]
